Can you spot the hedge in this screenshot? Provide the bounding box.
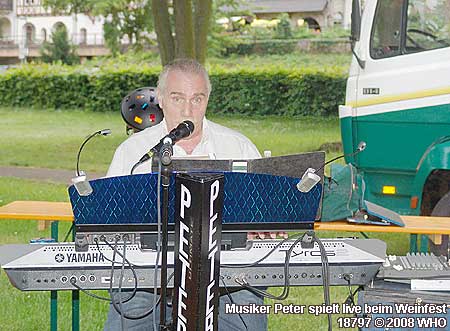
[223,39,351,56]
[223,39,299,56]
[0,64,347,116]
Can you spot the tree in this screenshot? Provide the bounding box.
[94,0,153,55]
[43,0,153,55]
[40,26,79,65]
[275,13,293,39]
[152,0,213,65]
[43,0,92,15]
[43,0,94,43]
[43,0,239,65]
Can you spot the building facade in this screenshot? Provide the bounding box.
[0,0,353,63]
[0,0,106,63]
[233,0,353,31]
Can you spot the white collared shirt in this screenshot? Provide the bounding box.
[106,118,261,177]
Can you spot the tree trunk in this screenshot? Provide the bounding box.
[152,0,175,65]
[193,0,212,65]
[174,0,195,59]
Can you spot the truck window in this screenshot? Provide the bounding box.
[405,0,450,53]
[370,0,404,59]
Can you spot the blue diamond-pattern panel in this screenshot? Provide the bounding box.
[69,172,322,225]
[223,172,321,223]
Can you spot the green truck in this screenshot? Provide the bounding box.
[340,0,450,253]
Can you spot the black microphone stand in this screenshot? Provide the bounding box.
[158,142,173,331]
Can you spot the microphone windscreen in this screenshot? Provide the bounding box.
[184,120,194,134]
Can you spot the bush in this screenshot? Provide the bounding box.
[40,26,79,65]
[0,65,89,108]
[209,67,346,116]
[275,13,293,39]
[0,64,346,116]
[223,39,299,55]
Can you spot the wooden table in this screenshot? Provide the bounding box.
[0,200,73,230]
[315,216,450,253]
[315,215,450,235]
[2,200,450,330]
[3,201,450,236]
[0,200,76,331]
[1,201,448,254]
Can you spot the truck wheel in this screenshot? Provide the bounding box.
[429,191,450,257]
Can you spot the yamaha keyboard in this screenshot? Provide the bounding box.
[0,238,385,291]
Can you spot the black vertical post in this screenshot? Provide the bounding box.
[160,163,172,330]
[159,142,174,331]
[172,173,224,331]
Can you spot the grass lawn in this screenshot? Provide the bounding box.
[0,107,342,174]
[0,107,410,330]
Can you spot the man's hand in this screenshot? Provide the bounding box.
[247,232,288,240]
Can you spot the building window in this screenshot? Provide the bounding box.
[80,28,87,45]
[0,18,12,41]
[52,22,67,33]
[24,23,35,45]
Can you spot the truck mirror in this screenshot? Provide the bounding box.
[351,0,361,42]
[350,0,365,69]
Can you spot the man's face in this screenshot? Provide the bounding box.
[158,70,209,140]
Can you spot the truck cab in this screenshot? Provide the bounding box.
[340,0,450,225]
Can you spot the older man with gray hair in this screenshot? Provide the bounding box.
[107,59,260,177]
[104,59,267,330]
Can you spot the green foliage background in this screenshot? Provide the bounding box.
[40,27,79,65]
[0,64,346,116]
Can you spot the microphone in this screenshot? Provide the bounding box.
[137,120,195,164]
[296,141,366,193]
[73,129,112,196]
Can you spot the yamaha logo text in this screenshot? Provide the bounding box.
[54,252,105,263]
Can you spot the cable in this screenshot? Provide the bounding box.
[130,161,141,175]
[228,231,333,330]
[97,238,138,304]
[63,223,74,242]
[315,142,365,174]
[130,151,155,175]
[69,279,111,301]
[343,282,363,307]
[347,163,355,213]
[343,282,364,331]
[345,276,355,305]
[118,240,127,331]
[110,272,175,321]
[220,278,248,331]
[153,159,162,331]
[233,232,308,301]
[109,239,119,317]
[104,215,174,323]
[70,235,169,322]
[221,232,305,268]
[310,232,332,331]
[68,240,139,304]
